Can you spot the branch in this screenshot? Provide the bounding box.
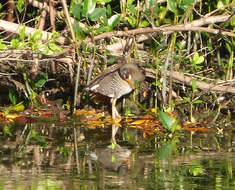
[145,68,235,94]
[0,19,67,44]
[79,15,234,46]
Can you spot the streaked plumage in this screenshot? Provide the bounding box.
[86,59,145,119]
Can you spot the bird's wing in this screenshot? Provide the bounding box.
[87,58,126,89]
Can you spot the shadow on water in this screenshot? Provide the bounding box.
[0,119,235,190]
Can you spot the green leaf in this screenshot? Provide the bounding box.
[19,25,26,41]
[217,0,224,9]
[9,89,18,105]
[159,6,167,20]
[139,20,150,27]
[49,42,63,52]
[97,0,112,4]
[96,26,110,34]
[183,97,191,103]
[17,0,24,13]
[89,8,106,21]
[196,56,204,64]
[0,40,7,50]
[34,73,48,88]
[128,4,137,15]
[159,111,179,132]
[193,52,204,64]
[106,4,112,17]
[158,142,173,159]
[225,42,231,53]
[34,135,47,147]
[72,4,82,20]
[191,78,197,93]
[32,30,43,42]
[84,0,96,16]
[7,101,25,112]
[127,0,135,6]
[74,22,86,40]
[38,44,52,55]
[231,16,235,27]
[167,0,177,13]
[3,126,13,136]
[108,14,120,29]
[192,99,203,104]
[11,39,20,49]
[127,16,137,27]
[180,0,195,11]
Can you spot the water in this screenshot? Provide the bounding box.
[0,121,234,190]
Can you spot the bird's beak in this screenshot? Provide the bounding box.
[126,75,135,89]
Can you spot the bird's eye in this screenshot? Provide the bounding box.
[119,68,130,80]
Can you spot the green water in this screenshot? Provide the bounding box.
[0,122,234,190]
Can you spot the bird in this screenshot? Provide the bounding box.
[86,59,145,120]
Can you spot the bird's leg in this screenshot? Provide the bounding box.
[111,124,118,144]
[110,98,120,143]
[111,98,121,119]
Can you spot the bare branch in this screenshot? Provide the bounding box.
[0,19,67,44]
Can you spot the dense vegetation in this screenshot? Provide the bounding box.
[0,0,234,125]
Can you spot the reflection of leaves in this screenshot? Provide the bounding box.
[3,125,13,136]
[34,135,47,147]
[158,142,173,159]
[75,109,122,128]
[189,161,204,176]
